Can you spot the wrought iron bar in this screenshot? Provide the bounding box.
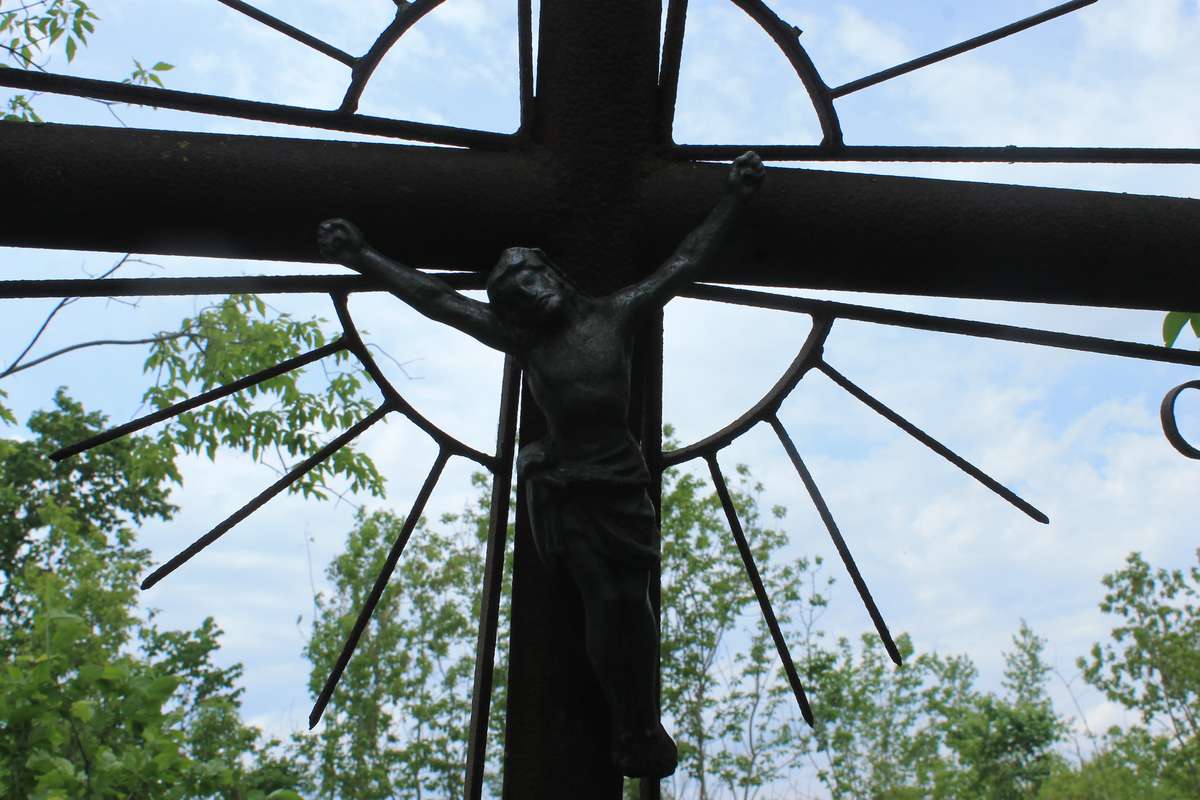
[141,405,391,590]
[332,293,495,467]
[1161,380,1200,459]
[0,69,512,148]
[683,285,1200,368]
[309,448,450,728]
[51,339,347,462]
[0,273,485,300]
[214,0,357,66]
[517,0,534,135]
[830,0,1099,98]
[340,0,443,114]
[464,356,522,800]
[769,415,901,665]
[707,455,815,726]
[670,144,1200,164]
[662,316,832,467]
[657,0,689,145]
[817,361,1049,523]
[729,0,843,148]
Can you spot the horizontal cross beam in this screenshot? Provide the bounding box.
[0,123,551,271]
[643,162,1200,312]
[4,123,1199,311]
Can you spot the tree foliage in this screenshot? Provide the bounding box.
[0,393,304,799]
[1,0,173,122]
[1162,312,1200,349]
[301,474,507,799]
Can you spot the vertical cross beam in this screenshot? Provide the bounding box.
[502,3,664,798]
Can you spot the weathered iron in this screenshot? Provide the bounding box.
[3,1,1198,798]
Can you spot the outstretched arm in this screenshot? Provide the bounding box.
[318,219,515,353]
[620,151,765,313]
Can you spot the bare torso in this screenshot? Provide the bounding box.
[519,294,638,461]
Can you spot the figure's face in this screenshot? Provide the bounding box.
[491,256,567,326]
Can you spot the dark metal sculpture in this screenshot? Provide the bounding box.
[314,151,766,778]
[3,0,1200,798]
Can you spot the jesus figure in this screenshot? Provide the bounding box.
[318,151,765,779]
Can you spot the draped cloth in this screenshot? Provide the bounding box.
[518,432,659,568]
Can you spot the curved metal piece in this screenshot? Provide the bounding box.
[332,292,496,467]
[728,0,843,149]
[1161,380,1200,459]
[661,315,832,467]
[340,0,448,114]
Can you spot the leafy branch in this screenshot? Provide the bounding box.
[1,0,173,122]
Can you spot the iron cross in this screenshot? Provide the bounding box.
[4,2,1200,799]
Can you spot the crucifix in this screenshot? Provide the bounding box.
[3,1,1200,798]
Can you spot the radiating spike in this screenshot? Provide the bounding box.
[770,416,901,666]
[831,0,1098,98]
[818,362,1050,524]
[141,406,390,590]
[309,449,450,729]
[707,455,815,726]
[52,340,346,462]
[213,0,357,66]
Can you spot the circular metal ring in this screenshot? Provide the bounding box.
[1161,379,1200,459]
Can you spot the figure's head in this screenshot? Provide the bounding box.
[486,247,569,326]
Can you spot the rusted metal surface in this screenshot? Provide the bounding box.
[642,162,1200,311]
[5,1,1199,798]
[464,356,521,799]
[7,123,1200,311]
[0,123,545,262]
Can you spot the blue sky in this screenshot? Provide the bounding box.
[3,0,1200,791]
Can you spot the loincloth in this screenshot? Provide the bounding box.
[518,435,659,568]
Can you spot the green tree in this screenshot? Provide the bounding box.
[1,0,172,121]
[803,633,963,799]
[0,392,305,799]
[1162,312,1200,349]
[939,622,1065,800]
[658,459,820,800]
[301,450,816,800]
[1073,550,1200,797]
[301,475,507,799]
